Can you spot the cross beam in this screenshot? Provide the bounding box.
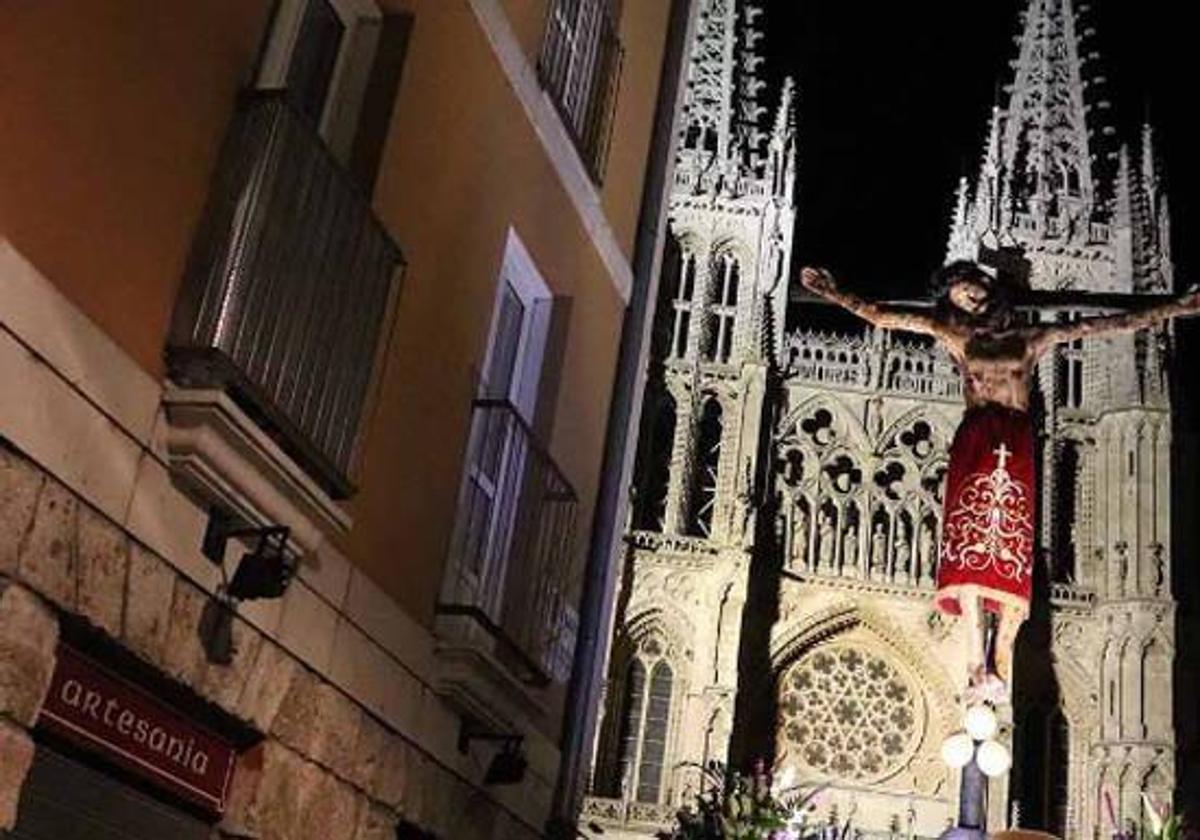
[791,288,1181,312]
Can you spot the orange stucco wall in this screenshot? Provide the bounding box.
[0,0,273,378]
[498,0,552,61]
[495,0,674,259]
[351,0,649,631]
[1,0,673,652]
[602,0,673,255]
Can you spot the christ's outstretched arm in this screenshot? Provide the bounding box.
[1027,287,1200,359]
[801,267,941,337]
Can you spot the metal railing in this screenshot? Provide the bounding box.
[438,399,579,684]
[167,90,404,498]
[538,0,624,182]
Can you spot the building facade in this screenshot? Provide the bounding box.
[0,0,691,837]
[585,1,1179,838]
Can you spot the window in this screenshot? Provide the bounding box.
[1055,311,1084,408]
[613,650,674,803]
[447,229,554,608]
[283,0,346,124]
[538,0,624,181]
[685,398,722,537]
[704,254,739,363]
[778,644,921,782]
[616,659,645,795]
[634,393,676,532]
[638,663,673,802]
[670,253,697,359]
[257,0,412,182]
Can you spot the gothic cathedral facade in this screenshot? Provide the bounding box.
[584,1,1177,838]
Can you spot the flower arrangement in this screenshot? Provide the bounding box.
[1102,791,1184,840]
[657,761,843,840]
[1141,793,1183,840]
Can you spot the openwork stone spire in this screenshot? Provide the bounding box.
[947,0,1171,293]
[676,0,770,196]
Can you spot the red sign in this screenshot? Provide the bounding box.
[38,645,237,814]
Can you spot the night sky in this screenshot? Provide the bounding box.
[761,0,1199,302]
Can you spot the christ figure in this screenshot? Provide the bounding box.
[802,261,1200,697]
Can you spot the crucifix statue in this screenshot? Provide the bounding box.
[802,260,1200,700]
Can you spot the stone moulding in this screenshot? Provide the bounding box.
[431,613,547,732]
[161,386,352,555]
[627,529,722,556]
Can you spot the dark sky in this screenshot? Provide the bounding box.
[761,0,1199,301]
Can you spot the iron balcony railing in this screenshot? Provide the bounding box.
[438,399,579,685]
[537,0,624,182]
[167,90,404,498]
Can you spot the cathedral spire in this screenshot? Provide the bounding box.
[947,0,1170,292]
[767,76,797,204]
[676,0,770,195]
[771,75,795,144]
[950,0,1109,255]
[1000,0,1099,222]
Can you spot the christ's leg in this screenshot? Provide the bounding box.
[962,594,986,687]
[992,602,1023,685]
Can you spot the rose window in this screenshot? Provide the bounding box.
[778,644,921,782]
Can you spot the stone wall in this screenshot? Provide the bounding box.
[0,440,541,839]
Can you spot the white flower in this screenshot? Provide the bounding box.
[1142,793,1165,837]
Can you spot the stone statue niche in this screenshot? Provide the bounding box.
[841,502,861,577]
[869,508,890,581]
[894,512,913,584]
[817,502,837,574]
[918,514,938,585]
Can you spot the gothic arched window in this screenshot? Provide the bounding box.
[615,658,646,794]
[637,662,673,802]
[612,647,675,803]
[703,254,739,363]
[686,398,723,537]
[670,252,698,359]
[634,394,677,531]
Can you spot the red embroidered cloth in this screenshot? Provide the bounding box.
[935,404,1035,617]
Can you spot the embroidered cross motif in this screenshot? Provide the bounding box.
[993,442,1012,471]
[942,439,1033,583]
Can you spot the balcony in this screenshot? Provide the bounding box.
[167,90,404,500]
[435,399,579,721]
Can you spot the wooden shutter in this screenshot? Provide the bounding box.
[3,747,211,840]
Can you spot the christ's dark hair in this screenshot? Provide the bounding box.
[931,259,1015,328]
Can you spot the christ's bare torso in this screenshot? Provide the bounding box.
[938,327,1036,411]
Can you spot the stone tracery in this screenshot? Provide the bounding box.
[777,402,950,587]
[778,643,923,783]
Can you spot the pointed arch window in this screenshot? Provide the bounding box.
[1055,310,1084,408]
[686,398,723,537]
[1066,165,1081,197]
[634,393,677,531]
[615,659,646,794]
[613,654,675,803]
[670,252,698,359]
[637,662,673,802]
[704,254,739,363]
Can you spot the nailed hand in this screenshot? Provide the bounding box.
[801,266,837,295]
